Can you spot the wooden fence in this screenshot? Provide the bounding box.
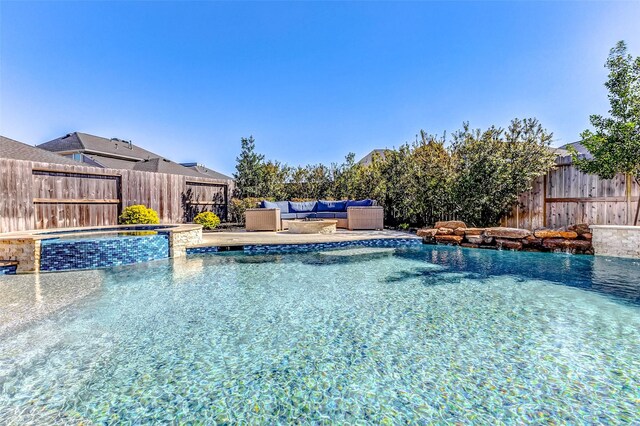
[501,156,640,229]
[0,158,233,233]
[2,156,638,233]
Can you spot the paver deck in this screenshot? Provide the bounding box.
[192,229,420,248]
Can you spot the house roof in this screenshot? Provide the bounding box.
[358,149,388,165]
[37,132,230,180]
[559,141,592,158]
[180,163,233,181]
[132,158,209,177]
[38,132,163,161]
[82,155,138,170]
[0,135,84,165]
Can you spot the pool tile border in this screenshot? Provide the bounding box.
[186,237,423,256]
[40,234,170,272]
[0,262,18,275]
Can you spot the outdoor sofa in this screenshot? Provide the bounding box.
[245,199,384,231]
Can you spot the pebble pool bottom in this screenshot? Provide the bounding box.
[0,246,638,424]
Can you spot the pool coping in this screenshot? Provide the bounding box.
[186,236,424,255]
[0,224,201,241]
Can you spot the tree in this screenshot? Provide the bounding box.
[381,144,420,225]
[413,131,455,226]
[451,119,556,227]
[570,41,640,224]
[286,166,308,199]
[260,160,290,200]
[233,136,264,198]
[353,152,386,204]
[304,164,333,200]
[332,153,358,199]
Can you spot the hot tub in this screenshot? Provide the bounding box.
[0,224,202,273]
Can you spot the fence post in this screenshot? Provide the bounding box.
[626,173,632,225]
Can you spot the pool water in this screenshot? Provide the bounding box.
[0,246,638,424]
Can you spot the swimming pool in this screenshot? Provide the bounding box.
[0,245,638,423]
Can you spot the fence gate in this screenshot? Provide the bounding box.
[32,168,122,229]
[183,181,228,222]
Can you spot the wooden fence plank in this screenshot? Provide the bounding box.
[1,158,231,232]
[502,162,638,229]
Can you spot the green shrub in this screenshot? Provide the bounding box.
[118,205,160,225]
[230,197,266,223]
[193,211,221,230]
[230,119,555,228]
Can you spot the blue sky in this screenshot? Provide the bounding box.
[1,1,639,175]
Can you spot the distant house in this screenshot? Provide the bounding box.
[1,135,86,166]
[1,134,235,232]
[180,162,233,181]
[358,149,388,166]
[37,132,231,180]
[558,141,592,159]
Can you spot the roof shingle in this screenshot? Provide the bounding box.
[0,136,84,165]
[37,132,231,180]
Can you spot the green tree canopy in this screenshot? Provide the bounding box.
[233,136,264,198]
[231,119,555,227]
[451,118,556,226]
[571,41,640,224]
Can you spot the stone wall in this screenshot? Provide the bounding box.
[590,226,640,259]
[0,239,41,273]
[169,227,203,258]
[418,221,593,254]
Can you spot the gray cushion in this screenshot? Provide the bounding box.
[289,201,317,213]
[280,213,297,220]
[295,212,317,219]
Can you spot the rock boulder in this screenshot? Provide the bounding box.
[464,228,485,236]
[495,238,523,250]
[568,223,591,236]
[485,227,531,239]
[435,235,463,245]
[417,228,438,238]
[453,227,466,236]
[466,236,484,244]
[542,238,593,253]
[434,220,466,230]
[437,227,454,235]
[534,229,578,239]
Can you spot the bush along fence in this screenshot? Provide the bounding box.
[418,221,593,254]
